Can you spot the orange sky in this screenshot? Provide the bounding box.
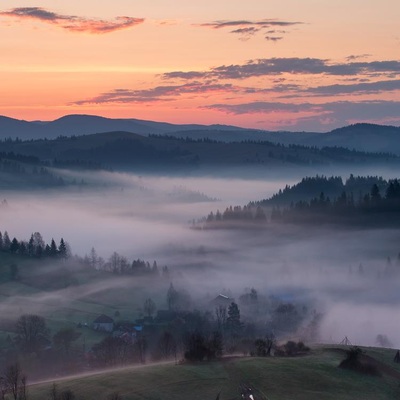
[0,0,399,131]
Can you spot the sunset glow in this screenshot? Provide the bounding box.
[1,0,399,130]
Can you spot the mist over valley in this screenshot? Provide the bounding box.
[1,1,400,396]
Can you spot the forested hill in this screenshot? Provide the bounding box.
[170,123,400,155]
[0,151,66,188]
[257,175,388,206]
[200,176,400,229]
[0,131,398,173]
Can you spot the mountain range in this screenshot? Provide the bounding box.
[1,114,400,155]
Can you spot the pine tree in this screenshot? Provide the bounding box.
[167,283,179,311]
[58,238,67,259]
[89,247,97,268]
[28,235,35,257]
[36,245,43,258]
[19,242,27,255]
[50,239,58,257]
[370,184,381,205]
[152,261,159,275]
[226,302,242,337]
[10,238,19,254]
[3,231,11,251]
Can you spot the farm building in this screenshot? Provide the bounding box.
[93,314,114,332]
[211,294,233,307]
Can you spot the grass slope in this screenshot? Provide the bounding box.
[0,254,172,350]
[28,347,400,400]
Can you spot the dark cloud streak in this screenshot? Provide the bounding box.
[0,7,144,34]
[203,100,400,126]
[163,58,400,80]
[195,19,302,41]
[265,36,283,42]
[74,82,240,105]
[197,19,302,29]
[303,79,400,96]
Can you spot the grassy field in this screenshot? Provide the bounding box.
[0,253,170,350]
[3,256,400,399]
[26,347,400,400]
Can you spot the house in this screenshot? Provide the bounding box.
[113,324,143,343]
[211,294,233,308]
[93,314,114,332]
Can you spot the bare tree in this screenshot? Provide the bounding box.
[157,331,177,360]
[48,383,58,400]
[215,306,227,332]
[1,363,27,400]
[92,337,131,367]
[0,377,7,400]
[15,314,49,353]
[19,376,27,400]
[53,328,80,355]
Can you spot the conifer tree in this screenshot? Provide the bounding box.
[50,239,58,257]
[226,302,242,337]
[58,238,68,259]
[3,231,11,251]
[10,238,19,254]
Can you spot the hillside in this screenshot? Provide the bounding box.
[258,175,388,206]
[27,347,400,400]
[0,152,67,189]
[0,132,397,174]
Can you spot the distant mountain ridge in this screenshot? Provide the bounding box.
[0,114,251,140]
[0,115,400,154]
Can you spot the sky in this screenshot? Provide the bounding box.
[0,0,399,131]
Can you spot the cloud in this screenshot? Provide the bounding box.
[0,7,144,34]
[195,19,302,41]
[204,101,316,114]
[74,80,305,105]
[303,79,400,96]
[198,19,301,29]
[203,100,400,127]
[265,29,286,34]
[230,27,260,41]
[265,36,283,42]
[163,58,400,80]
[211,59,400,79]
[74,82,240,105]
[162,71,211,80]
[155,19,179,26]
[346,54,372,61]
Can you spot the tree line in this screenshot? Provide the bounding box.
[0,231,68,259]
[82,247,170,277]
[199,205,267,227]
[258,175,388,206]
[271,179,400,224]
